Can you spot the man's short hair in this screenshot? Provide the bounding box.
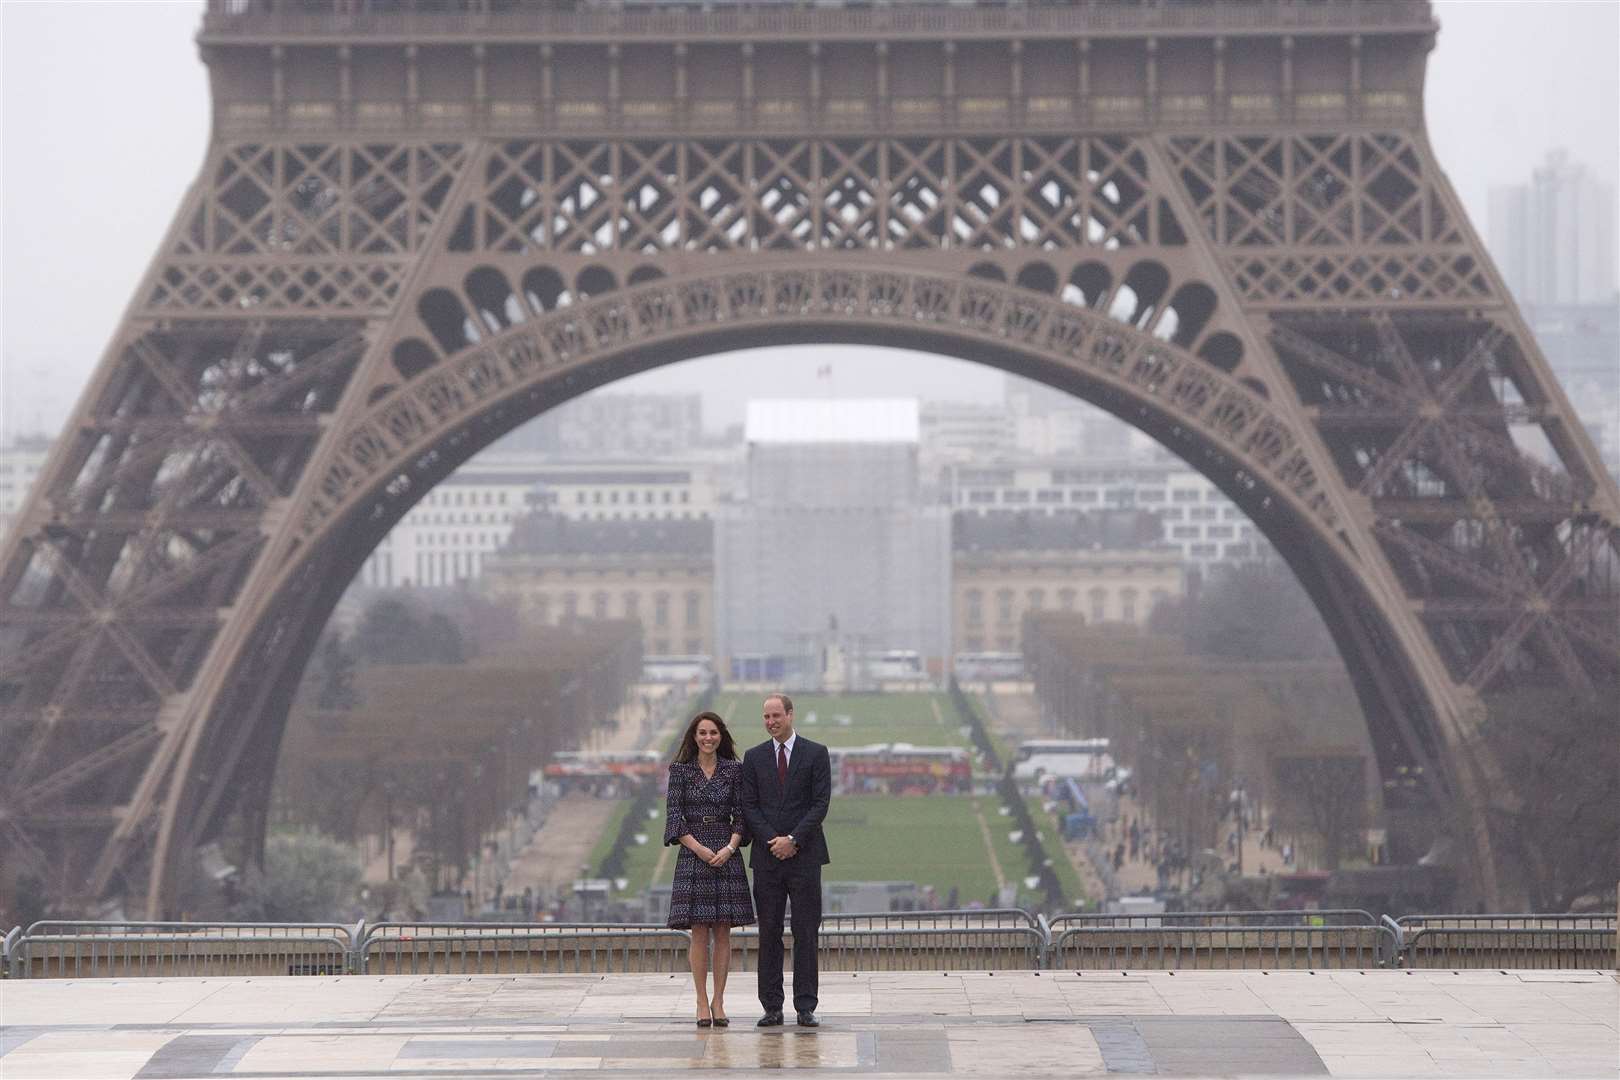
[765,691,794,715]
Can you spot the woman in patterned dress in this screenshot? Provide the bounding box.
[663,710,754,1026]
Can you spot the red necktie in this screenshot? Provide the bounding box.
[777,742,788,787]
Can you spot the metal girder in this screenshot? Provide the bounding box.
[83,416,326,437]
[1373,498,1573,525]
[11,725,163,810]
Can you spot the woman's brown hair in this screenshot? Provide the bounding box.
[672,710,737,764]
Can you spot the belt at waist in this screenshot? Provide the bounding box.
[698,815,727,824]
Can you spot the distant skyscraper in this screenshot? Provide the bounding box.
[1489,149,1616,307]
[1488,151,1619,476]
[0,437,52,546]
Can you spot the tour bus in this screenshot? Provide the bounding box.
[543,750,663,795]
[1011,737,1115,782]
[864,650,925,682]
[729,652,788,683]
[641,654,714,684]
[830,742,973,795]
[953,651,1025,681]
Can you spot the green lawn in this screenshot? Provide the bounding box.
[611,791,1011,902]
[599,692,1064,903]
[976,793,1033,894]
[1018,791,1091,907]
[820,794,1004,902]
[587,797,638,881]
[611,803,670,895]
[771,693,971,750]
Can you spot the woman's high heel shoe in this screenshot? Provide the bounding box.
[710,1000,729,1027]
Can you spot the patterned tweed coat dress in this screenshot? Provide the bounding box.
[662,758,755,928]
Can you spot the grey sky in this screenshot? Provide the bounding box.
[2,0,1616,439]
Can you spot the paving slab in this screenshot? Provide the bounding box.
[1,970,1613,1078]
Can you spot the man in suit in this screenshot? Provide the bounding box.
[739,692,832,1028]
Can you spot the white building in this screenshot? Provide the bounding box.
[942,457,1268,574]
[1005,376,1140,460]
[358,453,728,589]
[360,468,533,589]
[1489,149,1617,308]
[0,437,51,544]
[523,457,725,524]
[919,401,1016,467]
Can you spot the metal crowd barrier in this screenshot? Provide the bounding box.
[1049,908,1377,931]
[1401,927,1616,970]
[2,926,20,978]
[1048,924,1399,970]
[726,908,1047,972]
[360,922,691,974]
[3,909,1613,978]
[820,908,1043,931]
[1395,912,1616,932]
[8,921,356,979]
[731,924,1047,972]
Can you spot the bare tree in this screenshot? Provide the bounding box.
[1270,752,1368,870]
[1482,689,1618,912]
[1184,561,1339,662]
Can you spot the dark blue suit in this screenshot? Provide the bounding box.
[740,734,831,1015]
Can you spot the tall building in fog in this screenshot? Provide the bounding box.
[713,399,951,686]
[1488,150,1619,474]
[1489,149,1616,307]
[0,437,52,545]
[919,401,1016,468]
[1004,374,1139,460]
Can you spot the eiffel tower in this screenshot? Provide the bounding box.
[2,0,1615,917]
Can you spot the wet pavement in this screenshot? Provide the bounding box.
[1,969,1614,1077]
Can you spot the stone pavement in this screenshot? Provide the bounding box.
[1,969,1614,1078]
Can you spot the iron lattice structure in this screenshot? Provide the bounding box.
[1,0,1615,916]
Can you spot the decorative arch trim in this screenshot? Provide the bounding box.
[295,264,1343,558]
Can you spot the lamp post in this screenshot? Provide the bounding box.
[1232,779,1248,877]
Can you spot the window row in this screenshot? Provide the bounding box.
[523,589,707,629]
[406,510,520,525]
[957,487,1235,510]
[423,489,512,507]
[571,510,708,521]
[418,531,505,547]
[575,489,692,505]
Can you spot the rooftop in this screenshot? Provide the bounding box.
[746,399,920,446]
[200,0,1438,44]
[953,508,1167,552]
[500,512,713,557]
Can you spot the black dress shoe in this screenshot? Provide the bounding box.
[796,1011,820,1027]
[756,1011,784,1027]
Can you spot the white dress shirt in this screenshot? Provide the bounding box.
[773,731,798,769]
